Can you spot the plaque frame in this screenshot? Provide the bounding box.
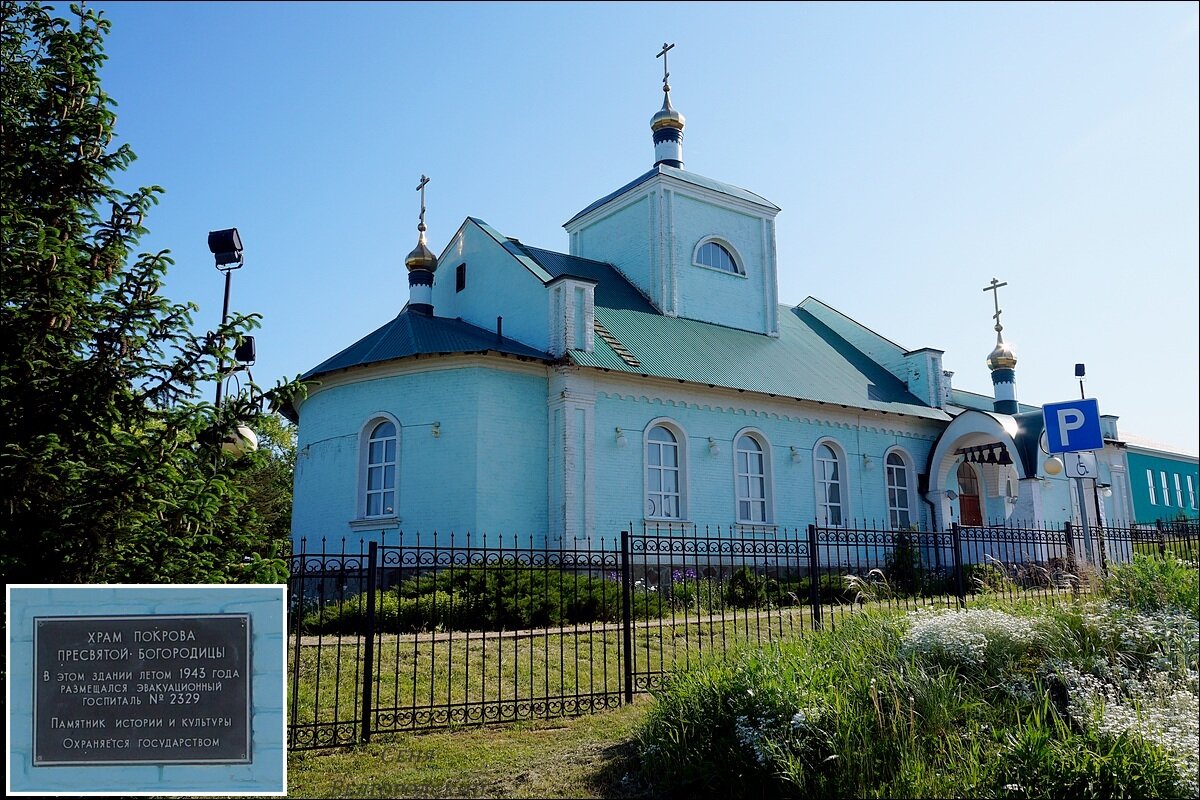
[32,613,253,767]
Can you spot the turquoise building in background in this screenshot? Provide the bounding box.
[1123,441,1200,525]
[285,59,1198,551]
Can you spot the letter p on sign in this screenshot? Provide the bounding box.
[1043,398,1104,454]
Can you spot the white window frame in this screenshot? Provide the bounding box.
[734,428,773,524]
[1174,473,1184,508]
[1188,475,1196,510]
[691,237,745,276]
[1161,471,1171,508]
[813,439,848,527]
[644,419,688,521]
[884,448,915,530]
[355,413,400,527]
[1147,469,1157,505]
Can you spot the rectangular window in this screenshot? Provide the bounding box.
[1175,473,1184,508]
[1161,472,1171,508]
[1147,469,1156,505]
[1188,475,1196,510]
[455,263,466,292]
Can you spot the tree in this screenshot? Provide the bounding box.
[0,1,304,584]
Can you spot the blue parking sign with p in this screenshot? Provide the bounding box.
[1043,398,1103,453]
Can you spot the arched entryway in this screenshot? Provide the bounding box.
[956,462,983,526]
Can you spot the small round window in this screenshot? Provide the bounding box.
[695,241,740,274]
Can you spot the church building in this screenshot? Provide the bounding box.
[286,49,1194,551]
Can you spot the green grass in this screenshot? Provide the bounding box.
[289,604,823,743]
[288,700,658,799]
[634,553,1199,798]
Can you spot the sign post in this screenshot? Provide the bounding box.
[1043,398,1104,566]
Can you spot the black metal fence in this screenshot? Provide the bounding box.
[287,519,1198,750]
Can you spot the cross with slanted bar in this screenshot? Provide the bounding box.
[415,174,430,230]
[983,277,1008,333]
[656,42,674,89]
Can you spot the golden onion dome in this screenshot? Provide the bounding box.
[650,91,685,131]
[986,339,1017,370]
[405,226,438,272]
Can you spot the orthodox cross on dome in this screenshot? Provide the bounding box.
[415,174,430,234]
[656,42,675,93]
[983,277,1008,336]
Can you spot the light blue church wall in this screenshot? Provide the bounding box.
[569,195,656,307]
[670,193,773,335]
[589,380,940,538]
[432,219,550,352]
[291,361,549,548]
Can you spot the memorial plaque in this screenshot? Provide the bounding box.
[33,614,251,766]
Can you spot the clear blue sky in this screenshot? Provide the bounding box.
[91,1,1199,453]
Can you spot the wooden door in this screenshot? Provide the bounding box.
[957,463,983,526]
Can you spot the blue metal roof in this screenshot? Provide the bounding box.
[511,243,658,313]
[301,309,550,381]
[564,164,779,227]
[570,304,950,421]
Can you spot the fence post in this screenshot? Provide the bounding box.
[360,540,378,744]
[1156,519,1166,558]
[1064,521,1079,597]
[951,523,965,609]
[807,524,822,629]
[620,530,634,705]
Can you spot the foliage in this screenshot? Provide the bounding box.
[883,529,924,595]
[1101,553,1199,618]
[636,598,1199,798]
[0,2,304,583]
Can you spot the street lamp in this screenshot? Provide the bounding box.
[208,228,243,409]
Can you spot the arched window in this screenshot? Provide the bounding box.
[646,423,684,520]
[694,240,742,274]
[736,432,771,524]
[886,451,911,529]
[364,419,397,517]
[815,443,844,527]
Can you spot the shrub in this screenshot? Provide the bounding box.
[724,565,768,608]
[1102,554,1199,618]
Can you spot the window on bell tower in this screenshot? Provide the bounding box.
[693,240,743,275]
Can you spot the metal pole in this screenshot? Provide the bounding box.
[620,530,634,705]
[1074,476,1095,567]
[951,522,965,608]
[214,268,233,408]
[361,541,378,743]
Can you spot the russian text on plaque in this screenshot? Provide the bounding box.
[34,614,251,765]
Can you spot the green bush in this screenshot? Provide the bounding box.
[1102,553,1199,617]
[636,601,1198,798]
[995,702,1188,799]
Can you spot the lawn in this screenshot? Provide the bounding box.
[287,699,657,799]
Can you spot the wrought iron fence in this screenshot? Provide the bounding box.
[287,518,1198,750]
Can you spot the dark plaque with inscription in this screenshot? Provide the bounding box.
[33,614,251,766]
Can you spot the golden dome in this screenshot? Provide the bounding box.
[650,91,685,131]
[987,338,1017,370]
[405,226,438,272]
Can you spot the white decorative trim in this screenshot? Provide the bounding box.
[349,516,399,532]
